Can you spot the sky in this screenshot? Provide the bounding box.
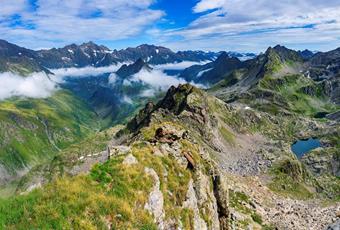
[0,0,339,52]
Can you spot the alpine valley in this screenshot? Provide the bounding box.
[0,39,339,230]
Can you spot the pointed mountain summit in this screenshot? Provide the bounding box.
[263,45,303,72]
[116,58,152,78]
[37,41,118,68]
[179,52,244,84]
[0,39,47,74]
[298,49,315,60]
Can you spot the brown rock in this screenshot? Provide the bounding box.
[183,151,196,169]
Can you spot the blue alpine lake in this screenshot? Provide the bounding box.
[291,138,321,158]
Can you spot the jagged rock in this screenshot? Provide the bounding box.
[193,170,220,229]
[183,151,196,169]
[183,179,208,230]
[299,85,318,96]
[213,173,230,230]
[154,125,186,143]
[326,220,340,230]
[302,149,340,177]
[144,167,165,229]
[127,102,155,132]
[152,147,164,156]
[108,145,131,158]
[122,154,138,165]
[160,143,187,168]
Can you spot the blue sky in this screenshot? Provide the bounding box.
[0,0,339,52]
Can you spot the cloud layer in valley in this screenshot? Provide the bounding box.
[0,62,203,101]
[50,64,125,79]
[151,61,210,70]
[0,64,124,100]
[130,69,187,90]
[122,68,204,98]
[0,72,57,100]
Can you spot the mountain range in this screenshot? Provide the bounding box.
[0,40,256,73]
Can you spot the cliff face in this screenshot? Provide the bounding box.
[118,84,231,229]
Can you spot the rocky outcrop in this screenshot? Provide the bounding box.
[144,167,165,229]
[213,174,230,230]
[182,180,208,230]
[122,154,138,165]
[327,219,340,230]
[137,118,228,229]
[302,149,340,177]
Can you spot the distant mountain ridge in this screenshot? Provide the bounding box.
[36,41,117,69]
[209,44,340,118]
[0,39,257,73]
[0,40,220,72]
[0,40,49,74]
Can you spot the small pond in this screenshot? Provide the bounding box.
[291,138,321,158]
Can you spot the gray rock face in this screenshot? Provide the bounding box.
[193,171,220,230]
[183,179,208,230]
[326,111,340,121]
[144,167,165,229]
[327,219,340,230]
[122,154,138,165]
[213,174,230,230]
[0,164,11,186]
[302,149,340,177]
[108,145,131,158]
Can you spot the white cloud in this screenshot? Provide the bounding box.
[126,69,206,94]
[130,69,187,90]
[0,0,28,18]
[160,0,340,52]
[193,0,225,13]
[0,64,128,100]
[0,72,57,100]
[140,89,156,97]
[122,95,133,104]
[151,60,210,70]
[50,64,124,78]
[0,0,163,49]
[108,73,118,85]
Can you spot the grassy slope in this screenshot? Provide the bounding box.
[0,158,156,230]
[255,74,338,116]
[0,90,100,177]
[0,120,206,229]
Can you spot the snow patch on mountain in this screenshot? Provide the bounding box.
[197,68,213,77]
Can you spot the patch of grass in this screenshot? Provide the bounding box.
[219,125,235,145]
[180,208,194,230]
[0,90,100,176]
[0,156,156,229]
[229,190,252,214]
[251,213,263,224]
[257,74,339,117]
[131,142,192,221]
[268,158,314,200]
